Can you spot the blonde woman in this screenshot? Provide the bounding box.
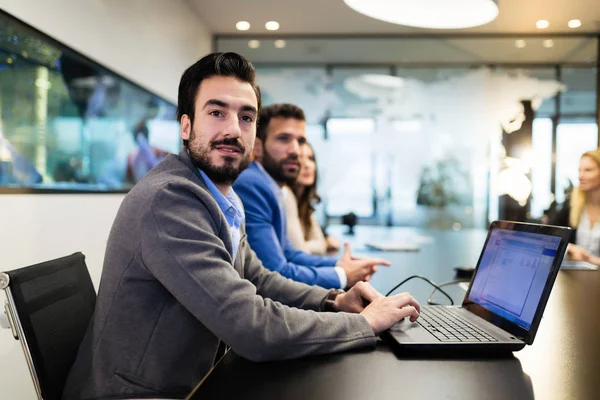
[551,148,600,266]
[283,142,340,255]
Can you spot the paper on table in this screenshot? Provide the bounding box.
[364,242,421,252]
[560,260,598,270]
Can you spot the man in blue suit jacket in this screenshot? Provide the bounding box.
[234,104,390,289]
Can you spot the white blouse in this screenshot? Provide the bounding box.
[576,208,600,257]
[282,185,327,255]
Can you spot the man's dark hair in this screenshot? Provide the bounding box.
[177,52,261,146]
[256,103,305,142]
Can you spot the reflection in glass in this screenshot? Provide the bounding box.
[561,68,597,116]
[224,32,597,228]
[0,13,179,191]
[251,65,569,228]
[325,118,375,217]
[255,67,331,124]
[330,67,389,118]
[344,68,562,228]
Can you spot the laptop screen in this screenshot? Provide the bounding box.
[466,228,562,330]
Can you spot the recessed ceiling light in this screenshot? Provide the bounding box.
[568,19,582,29]
[543,39,554,48]
[536,20,549,29]
[248,40,261,49]
[274,39,286,49]
[265,21,280,31]
[343,0,498,29]
[515,40,527,48]
[236,21,250,31]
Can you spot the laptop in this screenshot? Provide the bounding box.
[386,220,572,353]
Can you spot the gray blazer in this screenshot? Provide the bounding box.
[62,149,376,400]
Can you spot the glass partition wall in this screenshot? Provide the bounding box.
[217,35,599,229]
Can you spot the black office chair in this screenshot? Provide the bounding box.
[0,252,96,400]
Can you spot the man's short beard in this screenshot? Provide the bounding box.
[188,134,251,185]
[261,150,299,184]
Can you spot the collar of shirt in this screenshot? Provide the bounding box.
[198,168,244,258]
[198,169,243,219]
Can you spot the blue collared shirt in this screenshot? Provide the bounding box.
[198,169,244,261]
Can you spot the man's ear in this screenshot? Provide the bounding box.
[253,138,264,161]
[180,114,191,141]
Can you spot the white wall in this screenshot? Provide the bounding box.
[0,195,124,399]
[0,195,126,286]
[0,1,212,398]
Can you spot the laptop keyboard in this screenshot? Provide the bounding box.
[418,306,498,342]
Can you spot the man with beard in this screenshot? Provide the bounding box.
[62,53,420,400]
[233,104,391,289]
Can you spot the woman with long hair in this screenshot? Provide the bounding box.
[551,147,600,266]
[282,142,340,255]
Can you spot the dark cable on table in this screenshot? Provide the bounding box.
[426,279,471,305]
[385,275,455,305]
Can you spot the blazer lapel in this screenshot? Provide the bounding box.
[232,233,246,278]
[178,149,236,262]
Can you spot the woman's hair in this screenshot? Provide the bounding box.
[570,148,600,227]
[293,142,321,240]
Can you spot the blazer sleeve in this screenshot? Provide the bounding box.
[240,225,328,310]
[141,182,376,363]
[234,176,341,288]
[283,238,338,266]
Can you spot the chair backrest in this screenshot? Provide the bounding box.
[1,252,96,400]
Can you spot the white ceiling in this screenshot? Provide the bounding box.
[216,36,597,64]
[188,0,600,35]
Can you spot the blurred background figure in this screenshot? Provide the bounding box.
[60,53,122,119]
[283,142,340,255]
[125,100,169,184]
[0,127,42,185]
[550,148,600,266]
[52,157,86,184]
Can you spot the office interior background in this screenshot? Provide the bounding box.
[0,0,598,397]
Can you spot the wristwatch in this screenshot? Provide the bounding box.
[320,289,345,312]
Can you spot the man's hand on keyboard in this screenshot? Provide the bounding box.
[360,292,421,335]
[333,281,383,313]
